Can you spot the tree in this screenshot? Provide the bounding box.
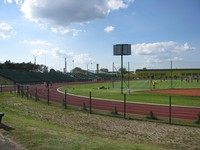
[71,67,82,73]
[0,60,48,72]
[4,60,15,70]
[119,68,127,73]
[49,68,56,73]
[38,64,48,73]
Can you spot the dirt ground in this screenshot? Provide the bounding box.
[146,88,200,96]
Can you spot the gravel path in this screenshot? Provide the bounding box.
[0,133,23,150]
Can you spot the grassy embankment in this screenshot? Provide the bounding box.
[0,76,13,85]
[1,93,200,150]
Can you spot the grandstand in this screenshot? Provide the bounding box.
[68,72,98,81]
[0,70,40,83]
[96,73,114,80]
[0,70,113,84]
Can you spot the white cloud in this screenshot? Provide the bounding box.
[0,22,16,40]
[30,48,74,59]
[51,48,95,64]
[20,0,133,26]
[171,57,183,61]
[4,0,24,5]
[30,47,95,65]
[71,29,84,37]
[29,48,95,69]
[24,39,51,46]
[108,0,131,10]
[51,27,70,35]
[51,27,84,36]
[73,54,95,64]
[132,41,195,64]
[4,0,12,4]
[52,48,74,58]
[30,49,50,56]
[104,26,115,32]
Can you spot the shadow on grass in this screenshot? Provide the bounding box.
[0,123,14,131]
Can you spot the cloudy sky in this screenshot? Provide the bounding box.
[0,0,200,71]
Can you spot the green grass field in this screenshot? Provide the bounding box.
[0,93,165,150]
[1,93,200,150]
[60,80,200,107]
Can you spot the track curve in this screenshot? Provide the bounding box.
[28,82,200,121]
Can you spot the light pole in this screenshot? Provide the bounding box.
[170,60,172,89]
[33,55,37,64]
[121,50,124,94]
[64,57,67,73]
[72,60,74,70]
[91,62,93,71]
[44,54,46,66]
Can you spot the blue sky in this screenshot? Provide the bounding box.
[0,0,200,71]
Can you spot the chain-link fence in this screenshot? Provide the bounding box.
[9,83,199,127]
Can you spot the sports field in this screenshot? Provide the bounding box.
[60,80,200,107]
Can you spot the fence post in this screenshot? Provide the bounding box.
[64,90,67,109]
[124,93,126,119]
[89,91,92,114]
[169,96,172,124]
[14,84,16,93]
[47,86,50,105]
[26,86,29,99]
[17,84,20,95]
[35,87,37,101]
[21,85,24,97]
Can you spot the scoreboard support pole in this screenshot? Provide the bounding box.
[121,52,123,94]
[113,44,131,94]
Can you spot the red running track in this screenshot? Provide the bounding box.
[27,82,200,121]
[0,85,16,93]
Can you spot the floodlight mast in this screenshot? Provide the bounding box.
[121,47,124,94]
[33,55,37,64]
[113,44,131,94]
[65,57,67,73]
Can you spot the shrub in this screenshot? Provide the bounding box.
[195,112,200,124]
[146,111,158,120]
[36,96,40,101]
[111,106,118,115]
[21,90,24,98]
[82,102,87,111]
[62,98,65,106]
[25,92,29,99]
